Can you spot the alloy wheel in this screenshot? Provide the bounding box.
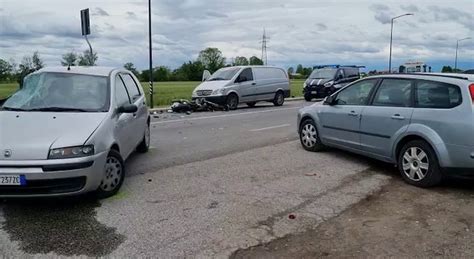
[402,147,429,182]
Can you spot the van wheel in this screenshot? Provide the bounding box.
[96,150,125,199]
[273,91,284,106]
[398,140,442,188]
[299,119,325,152]
[136,123,150,153]
[226,93,239,110]
[246,102,257,108]
[304,94,313,102]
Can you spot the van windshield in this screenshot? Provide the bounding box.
[208,67,241,81]
[1,72,109,112]
[309,69,337,79]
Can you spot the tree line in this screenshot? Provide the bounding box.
[0,47,264,83]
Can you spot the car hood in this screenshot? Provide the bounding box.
[305,78,333,86]
[194,80,231,91]
[0,112,107,160]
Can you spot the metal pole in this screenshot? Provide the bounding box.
[455,40,459,71]
[148,0,154,108]
[84,35,93,65]
[389,19,394,73]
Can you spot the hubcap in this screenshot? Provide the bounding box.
[402,147,429,181]
[100,156,122,192]
[301,123,317,148]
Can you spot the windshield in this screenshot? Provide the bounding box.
[207,67,241,81]
[309,69,337,79]
[1,72,109,112]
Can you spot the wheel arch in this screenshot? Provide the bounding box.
[392,125,450,167]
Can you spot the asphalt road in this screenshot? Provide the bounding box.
[1,100,469,258]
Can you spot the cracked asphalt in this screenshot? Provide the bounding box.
[1,100,472,257]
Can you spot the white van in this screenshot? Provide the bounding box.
[192,66,290,110]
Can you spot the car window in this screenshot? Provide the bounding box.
[372,79,412,107]
[121,74,141,100]
[115,76,131,107]
[237,68,253,82]
[335,79,377,106]
[416,80,462,109]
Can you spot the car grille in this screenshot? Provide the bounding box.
[196,90,213,96]
[0,176,87,196]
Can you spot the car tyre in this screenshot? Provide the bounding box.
[246,102,257,108]
[398,140,442,188]
[137,123,150,153]
[273,91,284,106]
[226,93,239,110]
[304,94,313,102]
[96,149,125,199]
[299,119,325,152]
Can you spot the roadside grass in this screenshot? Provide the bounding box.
[0,79,305,107]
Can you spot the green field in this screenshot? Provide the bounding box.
[0,79,305,107]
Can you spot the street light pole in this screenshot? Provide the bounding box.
[388,13,414,73]
[148,0,154,108]
[455,37,471,71]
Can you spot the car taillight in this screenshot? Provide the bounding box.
[470,84,474,103]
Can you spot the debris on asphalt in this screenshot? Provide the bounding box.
[169,99,229,114]
[288,214,296,220]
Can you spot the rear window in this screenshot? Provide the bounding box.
[415,80,462,109]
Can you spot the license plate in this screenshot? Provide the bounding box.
[311,91,318,94]
[0,175,26,186]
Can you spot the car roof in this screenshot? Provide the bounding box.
[36,66,120,77]
[368,73,474,82]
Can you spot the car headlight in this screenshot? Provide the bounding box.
[324,81,334,88]
[303,82,308,88]
[212,88,225,95]
[48,145,95,159]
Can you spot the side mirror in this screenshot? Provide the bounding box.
[336,75,343,81]
[202,70,211,82]
[117,104,138,114]
[324,96,336,105]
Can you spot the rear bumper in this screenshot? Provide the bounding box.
[0,152,107,197]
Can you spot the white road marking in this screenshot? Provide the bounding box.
[249,124,291,132]
[151,107,299,125]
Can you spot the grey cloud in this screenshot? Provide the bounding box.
[428,6,473,30]
[374,12,392,24]
[205,11,228,18]
[401,4,419,12]
[315,23,327,31]
[126,11,137,19]
[93,7,109,16]
[370,4,390,12]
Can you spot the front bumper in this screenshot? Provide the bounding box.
[192,95,227,106]
[0,151,108,197]
[303,85,331,97]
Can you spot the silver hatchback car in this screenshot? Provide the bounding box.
[298,73,474,187]
[0,66,150,198]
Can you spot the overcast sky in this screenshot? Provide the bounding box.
[0,0,473,71]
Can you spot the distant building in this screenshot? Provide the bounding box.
[399,61,431,73]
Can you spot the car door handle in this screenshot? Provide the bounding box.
[251,82,256,85]
[391,114,405,120]
[348,111,359,117]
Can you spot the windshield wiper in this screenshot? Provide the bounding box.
[1,107,30,112]
[29,107,91,112]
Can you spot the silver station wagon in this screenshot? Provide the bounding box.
[298,73,474,187]
[0,66,150,198]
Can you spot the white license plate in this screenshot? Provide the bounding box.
[0,175,26,186]
[311,91,318,94]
